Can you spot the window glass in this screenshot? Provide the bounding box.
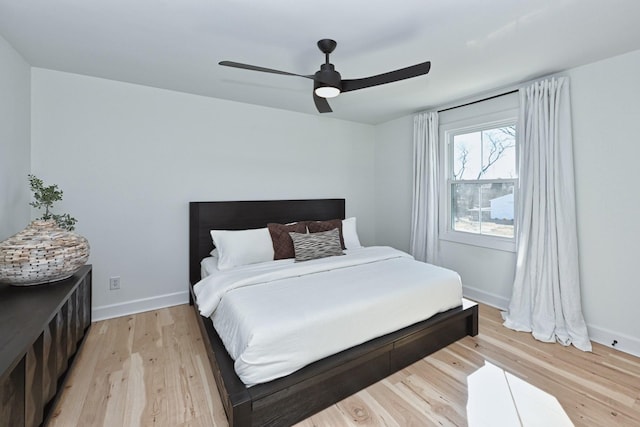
[443,119,517,249]
[451,182,515,238]
[452,126,516,180]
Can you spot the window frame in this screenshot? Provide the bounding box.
[439,109,519,252]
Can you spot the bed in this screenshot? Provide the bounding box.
[189,199,478,426]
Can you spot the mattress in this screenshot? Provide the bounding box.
[193,246,462,386]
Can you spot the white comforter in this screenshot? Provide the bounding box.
[193,246,462,386]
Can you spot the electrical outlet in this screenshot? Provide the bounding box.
[109,276,120,290]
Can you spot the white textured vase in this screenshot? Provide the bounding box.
[0,220,90,286]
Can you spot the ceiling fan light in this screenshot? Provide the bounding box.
[315,86,340,98]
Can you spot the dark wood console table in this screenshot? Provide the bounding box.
[0,265,92,427]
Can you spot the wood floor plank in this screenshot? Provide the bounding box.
[402,359,468,406]
[132,310,167,426]
[400,374,467,425]
[361,378,444,426]
[339,389,401,427]
[130,352,149,425]
[45,316,103,424]
[48,303,640,427]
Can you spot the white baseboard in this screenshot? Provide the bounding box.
[92,291,190,321]
[462,285,509,310]
[463,285,640,358]
[587,324,640,358]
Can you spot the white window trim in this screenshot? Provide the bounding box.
[439,108,519,253]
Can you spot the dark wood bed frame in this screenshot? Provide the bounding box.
[189,199,478,427]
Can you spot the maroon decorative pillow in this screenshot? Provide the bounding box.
[267,222,307,260]
[307,219,345,249]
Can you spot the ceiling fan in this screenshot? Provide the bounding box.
[219,39,431,113]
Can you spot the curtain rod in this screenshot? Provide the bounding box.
[437,89,518,113]
[423,72,568,115]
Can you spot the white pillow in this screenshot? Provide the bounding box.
[342,217,362,250]
[210,228,274,271]
[201,256,220,278]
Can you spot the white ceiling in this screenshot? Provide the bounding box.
[1,0,639,124]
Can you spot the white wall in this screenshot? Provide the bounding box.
[568,49,640,354]
[0,35,30,240]
[31,68,375,320]
[374,48,640,355]
[373,114,413,252]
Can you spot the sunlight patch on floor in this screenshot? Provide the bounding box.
[467,361,574,427]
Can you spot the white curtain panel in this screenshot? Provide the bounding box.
[410,111,439,264]
[503,77,591,351]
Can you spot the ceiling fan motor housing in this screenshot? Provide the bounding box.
[314,63,342,93]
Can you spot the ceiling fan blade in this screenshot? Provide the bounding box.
[219,61,313,79]
[341,61,431,93]
[313,93,332,113]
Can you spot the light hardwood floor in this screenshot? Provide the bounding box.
[48,303,640,426]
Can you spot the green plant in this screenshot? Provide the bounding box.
[28,174,77,231]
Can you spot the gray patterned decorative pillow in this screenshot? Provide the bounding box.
[289,228,344,261]
[307,219,345,249]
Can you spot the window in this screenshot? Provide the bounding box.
[441,113,518,251]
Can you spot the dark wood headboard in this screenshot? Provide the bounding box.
[189,199,345,285]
